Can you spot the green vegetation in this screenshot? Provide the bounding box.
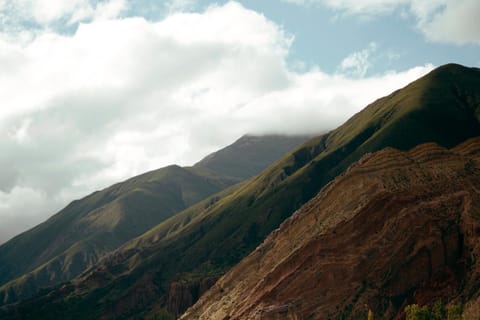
[0,164,237,305]
[405,304,431,320]
[432,301,447,320]
[447,304,463,320]
[405,302,463,320]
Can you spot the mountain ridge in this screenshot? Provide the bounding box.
[0,134,310,305]
[1,63,480,319]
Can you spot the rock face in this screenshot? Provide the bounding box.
[167,277,218,316]
[182,137,480,320]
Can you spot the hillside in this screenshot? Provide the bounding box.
[194,134,312,179]
[0,134,309,305]
[183,137,480,319]
[1,63,480,319]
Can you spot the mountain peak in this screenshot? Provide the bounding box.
[417,63,480,91]
[194,134,312,179]
[432,62,479,75]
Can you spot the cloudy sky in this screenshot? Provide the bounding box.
[0,0,478,243]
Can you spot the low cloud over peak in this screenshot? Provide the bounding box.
[0,2,433,243]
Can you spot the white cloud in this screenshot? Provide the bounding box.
[284,0,408,14]
[416,0,480,45]
[338,42,377,77]
[165,0,197,13]
[283,0,480,45]
[69,0,127,24]
[0,0,126,28]
[0,187,64,243]
[0,1,433,243]
[27,0,90,24]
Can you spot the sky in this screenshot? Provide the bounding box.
[0,0,479,243]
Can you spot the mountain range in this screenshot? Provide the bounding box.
[0,134,310,306]
[1,63,480,319]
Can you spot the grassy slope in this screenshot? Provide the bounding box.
[0,135,309,305]
[2,63,480,319]
[144,63,480,276]
[0,165,236,304]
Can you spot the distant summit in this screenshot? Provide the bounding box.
[194,134,313,180]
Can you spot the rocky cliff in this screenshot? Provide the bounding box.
[167,276,218,316]
[182,137,480,320]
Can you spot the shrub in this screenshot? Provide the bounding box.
[404,302,463,320]
[430,301,446,320]
[405,304,430,320]
[447,304,463,320]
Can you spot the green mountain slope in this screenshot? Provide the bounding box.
[2,63,480,319]
[0,134,309,305]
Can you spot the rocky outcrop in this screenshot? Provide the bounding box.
[181,137,480,320]
[167,277,218,316]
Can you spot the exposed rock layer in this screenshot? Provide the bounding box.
[168,277,218,316]
[182,137,480,320]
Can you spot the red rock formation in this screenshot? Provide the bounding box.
[181,138,480,320]
[167,277,218,316]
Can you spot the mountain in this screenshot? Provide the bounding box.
[182,137,480,319]
[194,134,313,180]
[1,63,479,319]
[0,134,309,305]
